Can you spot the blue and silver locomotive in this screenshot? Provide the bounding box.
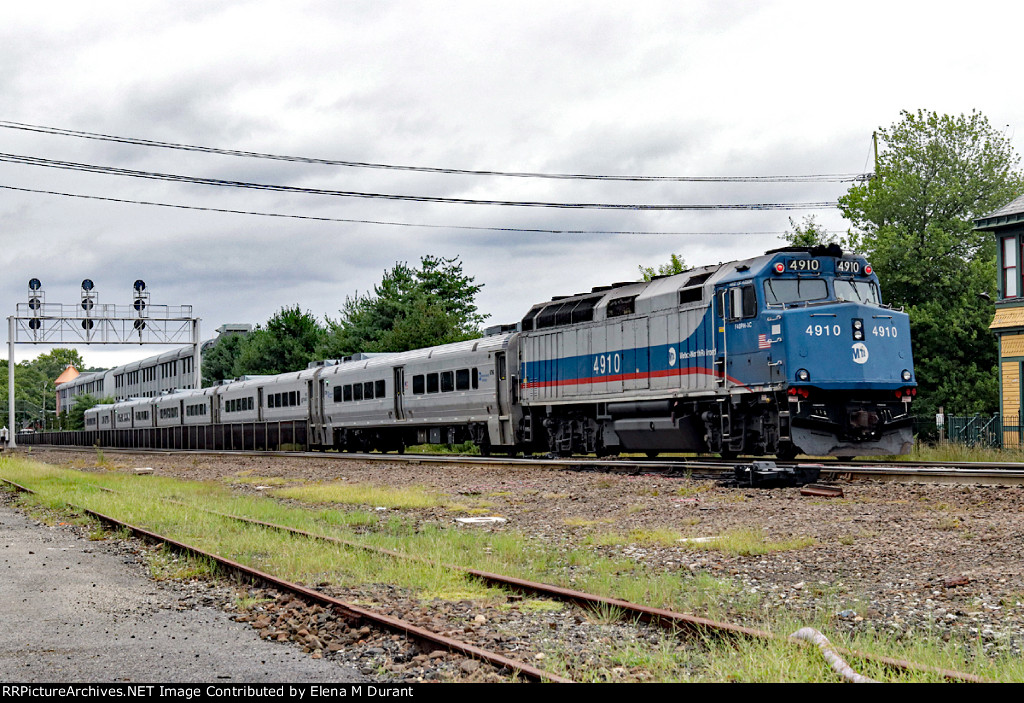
[513,244,916,458]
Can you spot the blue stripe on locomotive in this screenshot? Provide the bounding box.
[520,308,722,390]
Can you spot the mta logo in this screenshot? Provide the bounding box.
[852,342,869,365]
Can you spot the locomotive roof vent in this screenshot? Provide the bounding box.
[765,244,844,258]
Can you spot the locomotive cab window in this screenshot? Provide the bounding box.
[719,284,757,320]
[763,278,828,305]
[834,279,881,306]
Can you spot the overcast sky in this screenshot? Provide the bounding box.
[3,1,1023,370]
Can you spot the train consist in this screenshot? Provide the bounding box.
[68,246,916,459]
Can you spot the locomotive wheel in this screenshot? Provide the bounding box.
[776,444,800,461]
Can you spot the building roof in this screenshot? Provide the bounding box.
[53,365,79,385]
[990,307,1024,330]
[975,193,1024,230]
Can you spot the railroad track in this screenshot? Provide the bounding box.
[0,472,988,683]
[0,475,571,683]
[19,444,1024,486]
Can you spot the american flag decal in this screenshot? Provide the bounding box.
[758,334,771,349]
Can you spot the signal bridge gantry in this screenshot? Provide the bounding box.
[6,278,201,449]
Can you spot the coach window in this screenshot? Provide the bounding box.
[427,373,439,393]
[375,380,386,398]
[290,391,298,406]
[472,367,479,389]
[363,381,374,399]
[342,384,351,401]
[269,394,276,408]
[353,383,363,401]
[413,375,425,395]
[334,386,342,403]
[441,371,454,392]
[456,369,470,391]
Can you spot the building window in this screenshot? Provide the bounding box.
[1004,236,1018,298]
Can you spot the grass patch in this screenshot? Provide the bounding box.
[146,545,218,581]
[587,528,687,547]
[506,598,564,614]
[272,481,443,510]
[675,482,713,499]
[680,528,816,556]
[225,472,291,487]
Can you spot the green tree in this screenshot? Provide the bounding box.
[839,109,1024,423]
[319,255,487,357]
[782,215,859,251]
[233,306,327,376]
[201,332,248,386]
[639,253,687,281]
[64,393,116,431]
[32,349,86,382]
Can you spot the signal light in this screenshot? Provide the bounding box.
[864,265,873,275]
[774,262,785,274]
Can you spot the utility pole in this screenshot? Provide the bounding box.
[872,131,879,175]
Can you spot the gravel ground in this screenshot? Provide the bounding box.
[10,447,1024,680]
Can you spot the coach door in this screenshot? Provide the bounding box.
[309,377,326,446]
[393,367,406,420]
[495,352,512,444]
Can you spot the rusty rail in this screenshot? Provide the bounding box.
[184,503,987,683]
[0,477,571,683]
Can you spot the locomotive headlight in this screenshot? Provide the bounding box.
[796,368,810,382]
[852,318,865,340]
[901,369,912,382]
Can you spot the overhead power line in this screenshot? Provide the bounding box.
[0,120,871,183]
[0,152,839,211]
[0,183,832,237]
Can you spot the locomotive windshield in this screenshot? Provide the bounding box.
[834,279,881,305]
[763,278,829,305]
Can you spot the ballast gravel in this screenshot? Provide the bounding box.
[8,448,1024,681]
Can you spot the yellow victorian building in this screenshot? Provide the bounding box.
[977,193,1024,445]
